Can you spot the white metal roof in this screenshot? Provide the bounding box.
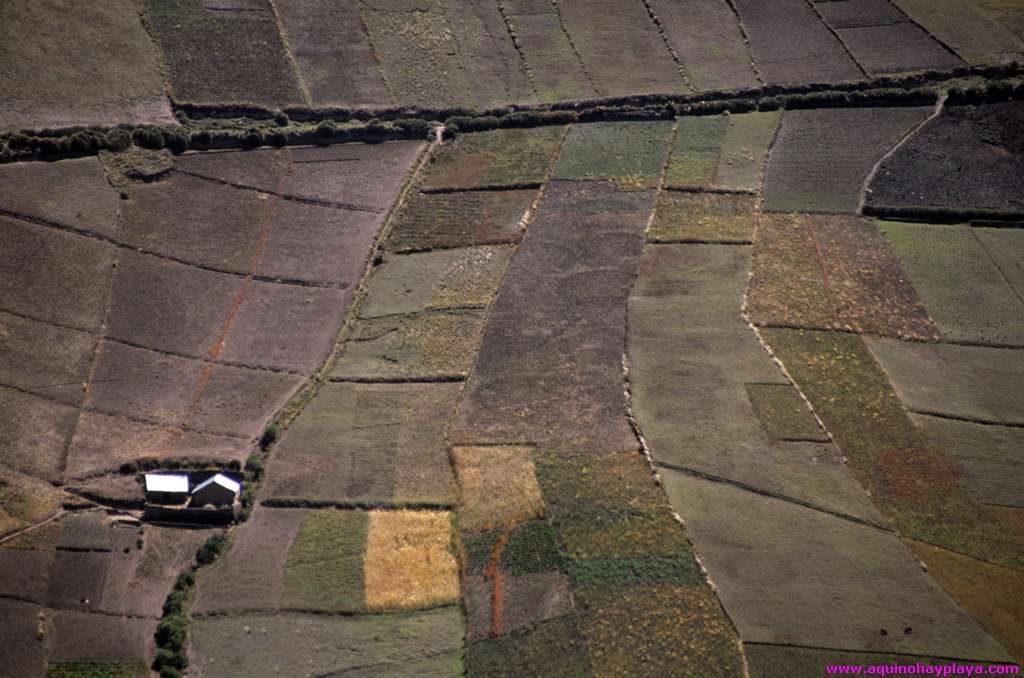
[191,473,241,495]
[144,473,189,493]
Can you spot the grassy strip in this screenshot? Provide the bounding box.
[761,328,1024,569]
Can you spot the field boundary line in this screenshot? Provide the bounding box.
[637,0,696,94]
[58,193,125,479]
[267,0,313,106]
[495,0,540,99]
[175,168,385,213]
[0,206,344,290]
[742,640,1012,665]
[907,409,1024,430]
[720,0,765,86]
[804,0,871,79]
[653,460,894,532]
[859,93,946,214]
[549,0,601,97]
[971,227,1024,306]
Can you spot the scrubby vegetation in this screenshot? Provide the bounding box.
[152,536,229,676]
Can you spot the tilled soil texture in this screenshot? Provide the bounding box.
[2,513,215,617]
[866,102,1024,217]
[763,328,1024,570]
[747,215,938,339]
[264,381,460,504]
[501,1,596,102]
[144,0,306,107]
[0,140,421,485]
[891,0,1024,64]
[385,189,535,252]
[730,0,864,85]
[555,0,685,97]
[0,1,173,132]
[0,157,120,238]
[648,0,759,91]
[450,181,653,452]
[816,0,963,74]
[190,606,464,677]
[763,106,932,214]
[420,126,565,191]
[272,0,392,106]
[876,222,1024,345]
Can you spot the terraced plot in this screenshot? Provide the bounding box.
[193,507,458,614]
[556,0,684,97]
[420,125,565,191]
[191,606,464,677]
[747,214,938,339]
[552,121,673,188]
[763,328,1024,570]
[815,0,963,74]
[0,142,421,493]
[629,244,884,521]
[763,106,932,213]
[730,0,864,85]
[502,1,596,102]
[263,381,460,504]
[877,222,1024,345]
[867,102,1024,219]
[144,0,306,107]
[0,513,214,674]
[664,111,779,192]
[358,0,476,108]
[892,0,1024,64]
[0,1,173,132]
[272,0,391,106]
[648,0,759,91]
[451,181,654,451]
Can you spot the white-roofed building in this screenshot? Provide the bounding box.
[190,473,241,507]
[144,473,190,505]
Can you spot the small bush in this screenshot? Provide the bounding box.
[7,133,33,150]
[259,424,280,451]
[274,111,289,127]
[152,648,187,672]
[158,668,182,678]
[164,129,189,154]
[155,615,187,651]
[133,127,165,150]
[242,128,265,148]
[196,533,228,567]
[268,130,288,147]
[315,120,337,139]
[162,589,187,616]
[395,118,430,136]
[245,453,265,479]
[174,572,194,590]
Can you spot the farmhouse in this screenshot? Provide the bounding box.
[144,473,189,505]
[190,473,241,507]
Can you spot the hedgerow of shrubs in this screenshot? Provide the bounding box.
[152,536,230,677]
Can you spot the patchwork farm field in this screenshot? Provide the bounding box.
[3,2,1024,675]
